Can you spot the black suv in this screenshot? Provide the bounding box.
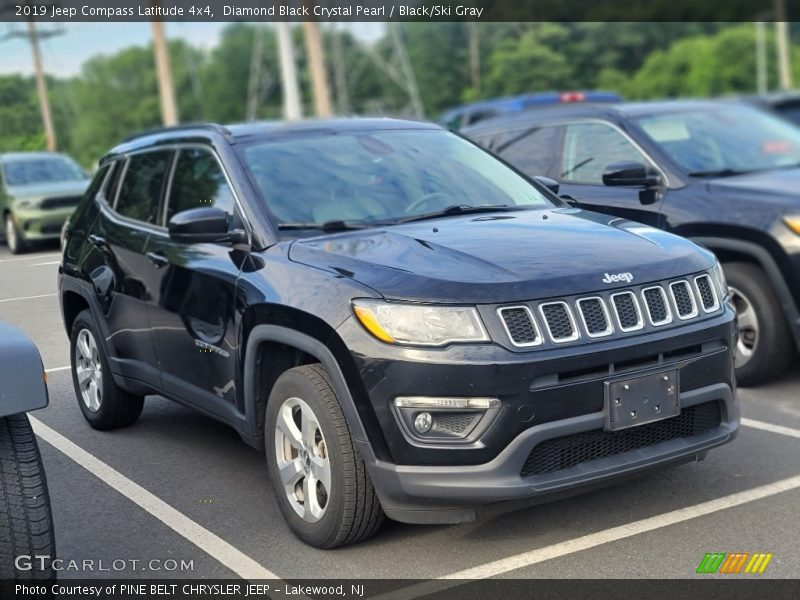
[59,119,738,548]
[465,101,800,385]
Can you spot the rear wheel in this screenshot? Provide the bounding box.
[70,310,144,429]
[724,262,793,386]
[0,413,56,581]
[4,213,27,255]
[265,364,384,548]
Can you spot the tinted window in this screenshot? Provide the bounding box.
[115,151,171,225]
[561,123,646,183]
[2,155,86,186]
[166,148,235,223]
[82,165,109,202]
[495,126,560,177]
[103,161,124,204]
[241,129,552,226]
[635,104,800,174]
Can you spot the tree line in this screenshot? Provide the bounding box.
[1,22,799,167]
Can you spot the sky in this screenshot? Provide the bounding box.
[0,22,383,76]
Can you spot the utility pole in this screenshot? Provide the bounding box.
[1,21,63,151]
[390,24,424,118]
[303,20,333,117]
[467,22,481,96]
[276,22,303,120]
[774,0,793,90]
[756,21,767,94]
[331,23,350,115]
[151,18,179,125]
[247,25,265,121]
[27,21,56,151]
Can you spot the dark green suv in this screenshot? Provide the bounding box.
[1,152,89,254]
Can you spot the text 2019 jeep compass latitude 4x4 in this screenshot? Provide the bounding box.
[59,119,738,548]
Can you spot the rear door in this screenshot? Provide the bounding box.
[81,150,172,386]
[555,121,667,227]
[144,146,244,416]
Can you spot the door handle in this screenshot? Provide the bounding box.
[88,234,106,248]
[145,251,169,268]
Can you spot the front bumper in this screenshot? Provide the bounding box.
[11,206,74,241]
[338,305,738,523]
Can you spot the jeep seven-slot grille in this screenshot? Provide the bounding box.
[495,272,721,348]
[499,307,539,346]
[520,402,722,477]
[540,303,576,341]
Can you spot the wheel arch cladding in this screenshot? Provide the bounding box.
[61,290,90,334]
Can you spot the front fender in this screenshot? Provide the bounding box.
[0,322,48,418]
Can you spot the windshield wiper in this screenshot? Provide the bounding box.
[688,168,753,178]
[277,220,367,232]
[394,204,530,224]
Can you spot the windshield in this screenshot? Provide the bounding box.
[634,104,800,175]
[2,155,86,186]
[240,128,552,227]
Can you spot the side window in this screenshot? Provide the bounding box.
[102,161,124,204]
[165,148,235,224]
[561,123,647,184]
[495,126,560,177]
[82,165,109,202]
[115,151,172,225]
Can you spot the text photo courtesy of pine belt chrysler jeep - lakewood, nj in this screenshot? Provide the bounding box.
[58,119,737,548]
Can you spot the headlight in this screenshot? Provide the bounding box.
[710,260,729,300]
[352,299,489,346]
[784,215,800,235]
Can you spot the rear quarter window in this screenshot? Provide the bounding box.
[114,151,172,225]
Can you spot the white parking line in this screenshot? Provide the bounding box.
[45,366,71,373]
[0,292,57,303]
[30,416,279,581]
[742,418,800,440]
[376,474,800,599]
[31,260,61,266]
[0,253,61,263]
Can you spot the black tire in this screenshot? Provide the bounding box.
[724,261,793,386]
[70,310,144,430]
[265,364,384,548]
[0,413,56,581]
[4,212,28,255]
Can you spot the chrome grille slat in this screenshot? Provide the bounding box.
[539,301,579,343]
[577,297,613,337]
[694,275,720,312]
[611,291,644,332]
[497,306,542,347]
[669,280,698,319]
[642,286,673,326]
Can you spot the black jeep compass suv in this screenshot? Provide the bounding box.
[59,119,738,548]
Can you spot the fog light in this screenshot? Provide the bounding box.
[414,412,433,433]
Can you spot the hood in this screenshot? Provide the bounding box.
[288,208,715,303]
[706,168,800,208]
[7,179,89,201]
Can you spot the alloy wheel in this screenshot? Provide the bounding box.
[75,328,103,412]
[5,215,17,253]
[274,396,331,523]
[729,285,758,369]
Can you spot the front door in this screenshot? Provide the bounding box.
[143,146,243,416]
[556,121,667,228]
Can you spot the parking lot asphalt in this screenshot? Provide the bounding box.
[1,243,799,581]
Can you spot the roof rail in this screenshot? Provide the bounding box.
[122,122,230,143]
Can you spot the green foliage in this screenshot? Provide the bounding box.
[2,23,799,168]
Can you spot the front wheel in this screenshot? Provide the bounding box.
[4,213,27,255]
[724,262,793,386]
[265,364,384,548]
[0,413,56,581]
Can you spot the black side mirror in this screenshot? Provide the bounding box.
[533,175,560,196]
[168,207,247,245]
[602,161,661,188]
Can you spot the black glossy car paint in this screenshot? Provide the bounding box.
[59,119,738,524]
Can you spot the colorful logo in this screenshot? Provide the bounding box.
[696,552,773,574]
